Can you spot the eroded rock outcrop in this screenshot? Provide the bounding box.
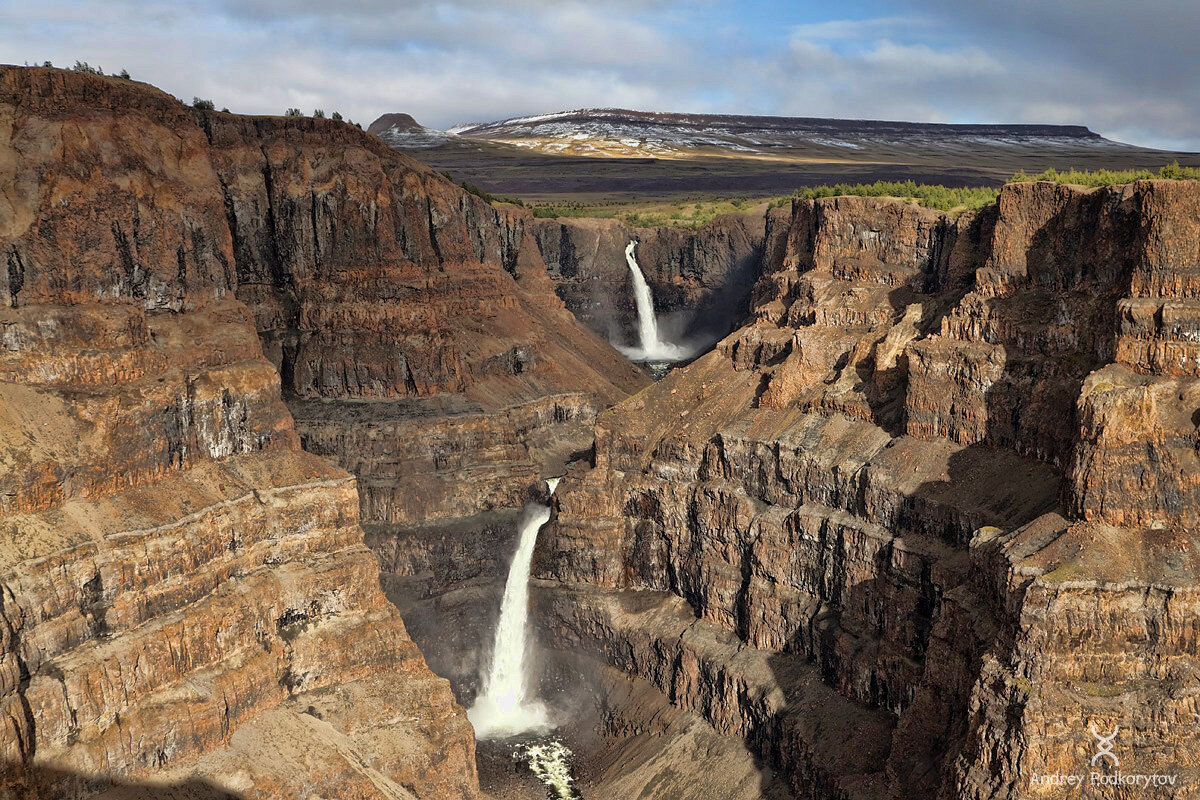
[539,184,1200,798]
[203,106,646,583]
[0,65,644,798]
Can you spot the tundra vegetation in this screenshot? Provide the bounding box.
[515,164,1200,228]
[1009,162,1200,186]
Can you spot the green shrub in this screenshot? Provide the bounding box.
[118,68,130,80]
[313,109,325,119]
[284,108,303,117]
[790,180,999,211]
[71,61,102,75]
[1007,162,1200,187]
[460,181,496,203]
[331,111,343,121]
[192,97,215,111]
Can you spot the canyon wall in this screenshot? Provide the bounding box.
[531,210,789,350]
[203,96,646,607]
[0,65,644,798]
[538,184,1200,799]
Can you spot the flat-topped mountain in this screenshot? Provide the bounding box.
[370,108,1198,202]
[447,107,1118,159]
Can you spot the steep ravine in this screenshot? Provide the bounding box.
[6,62,1200,800]
[0,65,650,799]
[537,183,1200,799]
[531,210,790,353]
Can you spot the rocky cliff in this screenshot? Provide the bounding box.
[531,210,787,352]
[538,183,1200,798]
[0,65,644,798]
[203,93,645,585]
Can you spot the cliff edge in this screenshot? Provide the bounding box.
[0,65,644,798]
[540,182,1200,798]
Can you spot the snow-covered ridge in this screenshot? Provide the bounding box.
[373,124,457,149]
[440,108,1124,160]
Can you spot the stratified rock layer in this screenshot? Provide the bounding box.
[206,103,646,554]
[539,184,1200,799]
[0,65,642,798]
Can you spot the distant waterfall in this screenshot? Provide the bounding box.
[620,240,690,362]
[468,478,559,739]
[627,240,663,354]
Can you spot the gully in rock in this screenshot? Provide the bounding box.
[469,477,561,739]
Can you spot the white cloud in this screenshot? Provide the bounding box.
[0,1,1196,150]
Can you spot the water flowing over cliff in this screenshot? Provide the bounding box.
[532,213,774,355]
[617,241,693,363]
[536,182,1200,799]
[0,65,645,799]
[469,478,558,738]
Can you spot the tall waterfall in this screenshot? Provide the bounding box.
[468,478,559,739]
[620,240,690,362]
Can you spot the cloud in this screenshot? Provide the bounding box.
[768,8,1199,149]
[0,0,1196,150]
[788,16,927,43]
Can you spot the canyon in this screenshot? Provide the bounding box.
[2,62,1199,800]
[537,181,1200,798]
[0,65,643,798]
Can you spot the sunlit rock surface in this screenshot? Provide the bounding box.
[0,65,644,799]
[539,184,1200,799]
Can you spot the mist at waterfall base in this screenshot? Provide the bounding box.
[468,478,560,740]
[615,241,703,370]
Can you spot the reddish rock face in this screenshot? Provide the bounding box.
[10,61,1200,800]
[540,184,1200,798]
[0,65,644,799]
[196,101,648,549]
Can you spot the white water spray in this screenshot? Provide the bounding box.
[524,739,578,799]
[618,240,692,362]
[469,478,560,739]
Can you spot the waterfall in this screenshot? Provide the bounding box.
[619,240,690,362]
[627,240,662,354]
[468,478,559,739]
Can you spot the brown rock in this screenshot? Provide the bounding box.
[0,64,645,799]
[539,182,1200,798]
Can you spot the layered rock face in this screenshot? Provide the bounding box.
[203,107,645,579]
[0,65,644,798]
[539,184,1200,798]
[532,211,787,349]
[198,93,648,719]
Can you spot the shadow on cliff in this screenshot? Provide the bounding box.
[742,198,1128,798]
[743,453,1060,796]
[678,240,764,348]
[3,765,242,799]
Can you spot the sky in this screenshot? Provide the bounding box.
[2,0,1197,151]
